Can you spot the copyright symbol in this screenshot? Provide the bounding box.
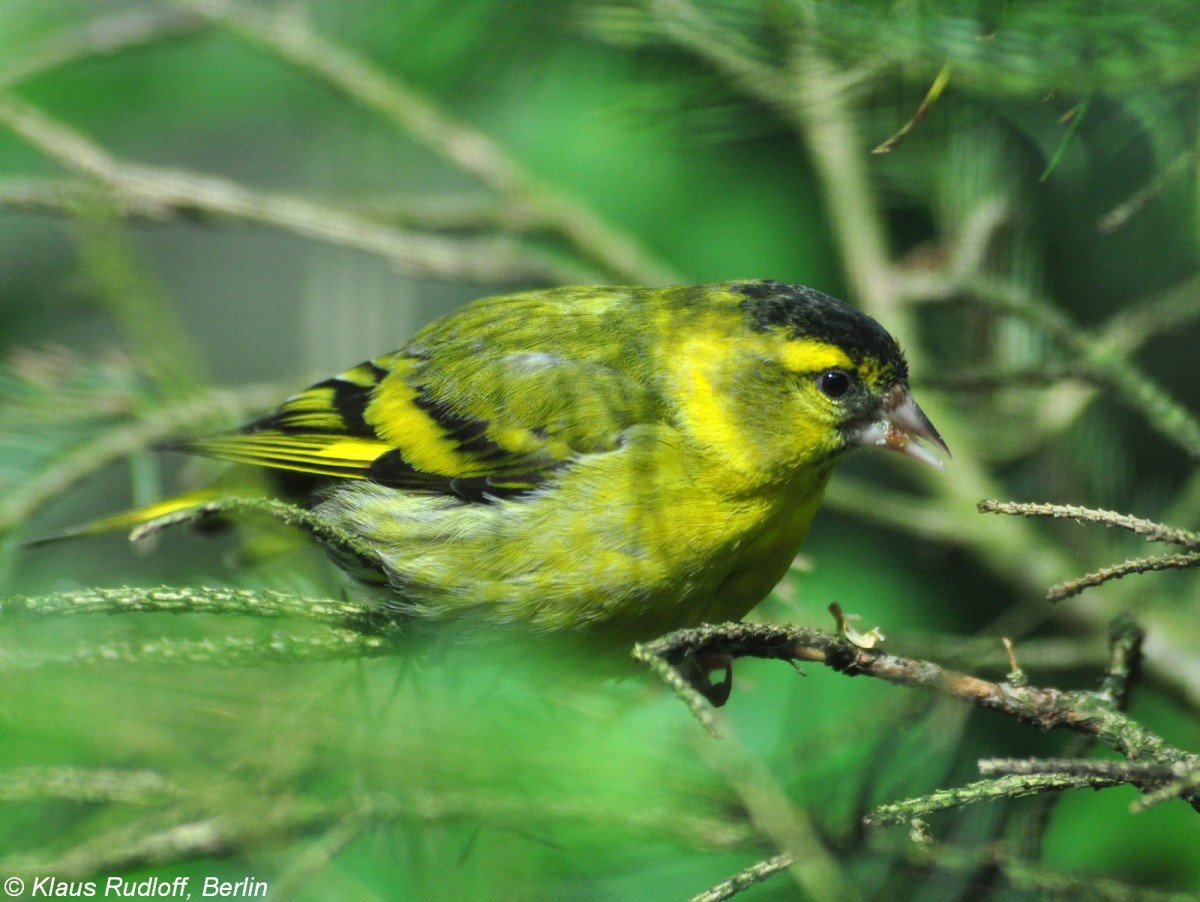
[3,877,22,896]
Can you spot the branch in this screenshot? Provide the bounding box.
[0,382,283,536]
[1099,147,1198,234]
[0,585,397,669]
[172,0,677,285]
[962,277,1200,460]
[1045,552,1200,602]
[980,499,1200,600]
[635,622,1200,802]
[0,767,178,805]
[823,476,962,546]
[1100,273,1200,351]
[0,585,375,626]
[979,756,1182,782]
[641,0,794,110]
[0,628,391,672]
[1100,611,1145,709]
[0,93,582,286]
[978,757,1200,814]
[688,854,793,902]
[0,8,203,88]
[905,840,1193,901]
[919,362,1096,392]
[978,500,1200,549]
[2,787,749,881]
[864,771,1126,827]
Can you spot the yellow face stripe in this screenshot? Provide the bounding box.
[666,326,859,487]
[777,339,853,374]
[670,327,763,476]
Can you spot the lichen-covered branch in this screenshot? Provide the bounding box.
[980,500,1200,600]
[0,628,392,672]
[635,621,1200,806]
[1045,552,1200,602]
[0,584,377,627]
[978,500,1200,549]
[687,854,794,902]
[864,771,1126,827]
[0,767,178,806]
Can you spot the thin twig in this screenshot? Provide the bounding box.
[174,0,676,285]
[0,767,178,805]
[643,0,794,109]
[0,382,283,535]
[0,585,373,624]
[694,730,859,901]
[269,815,365,902]
[978,756,1180,781]
[822,477,963,547]
[0,629,391,672]
[1099,148,1198,234]
[1132,767,1200,812]
[688,854,794,902]
[921,363,1095,392]
[963,277,1200,459]
[1046,552,1200,602]
[1,788,750,881]
[864,772,1125,827]
[978,756,1200,815]
[872,61,954,154]
[978,500,1200,548]
[73,206,207,396]
[1100,612,1145,708]
[978,502,1200,603]
[1100,273,1200,351]
[0,8,204,88]
[907,839,1195,901]
[0,93,581,286]
[631,639,722,736]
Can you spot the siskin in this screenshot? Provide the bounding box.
[91,280,947,654]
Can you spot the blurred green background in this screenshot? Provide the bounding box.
[2,1,1199,899]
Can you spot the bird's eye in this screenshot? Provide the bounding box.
[816,369,852,399]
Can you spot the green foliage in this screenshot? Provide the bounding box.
[2,1,1200,899]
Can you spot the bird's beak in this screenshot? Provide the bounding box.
[848,386,950,468]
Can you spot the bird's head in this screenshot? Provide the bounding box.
[665,280,948,490]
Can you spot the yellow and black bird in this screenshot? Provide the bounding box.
[89,280,947,654]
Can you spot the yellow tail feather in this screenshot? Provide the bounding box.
[25,489,225,547]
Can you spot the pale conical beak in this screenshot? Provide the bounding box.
[848,387,950,468]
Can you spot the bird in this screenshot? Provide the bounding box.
[71,280,947,696]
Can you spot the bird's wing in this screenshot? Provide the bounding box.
[175,343,660,501]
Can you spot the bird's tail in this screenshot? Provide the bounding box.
[24,488,227,548]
